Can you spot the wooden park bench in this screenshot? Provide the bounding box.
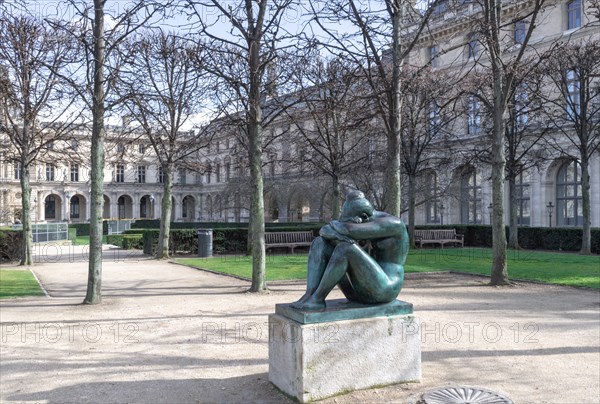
[414,229,464,248]
[265,231,314,253]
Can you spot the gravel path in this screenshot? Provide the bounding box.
[1,245,599,403]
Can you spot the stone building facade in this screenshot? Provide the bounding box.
[0,0,598,228]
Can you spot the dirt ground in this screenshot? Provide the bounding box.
[0,245,599,403]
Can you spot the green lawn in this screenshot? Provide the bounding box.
[0,269,44,298]
[175,247,600,288]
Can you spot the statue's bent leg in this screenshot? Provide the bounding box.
[303,242,373,308]
[293,237,333,305]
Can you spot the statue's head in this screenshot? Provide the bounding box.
[339,190,374,223]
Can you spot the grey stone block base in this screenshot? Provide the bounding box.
[268,313,421,402]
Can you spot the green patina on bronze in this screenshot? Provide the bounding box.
[276,299,413,325]
[290,191,410,312]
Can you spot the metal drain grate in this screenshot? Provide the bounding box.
[423,386,513,404]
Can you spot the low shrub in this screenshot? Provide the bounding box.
[69,222,108,236]
[0,231,22,261]
[122,234,143,250]
[106,234,124,247]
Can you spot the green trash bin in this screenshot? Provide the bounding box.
[197,229,213,257]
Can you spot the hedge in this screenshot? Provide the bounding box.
[0,230,22,261]
[131,219,325,231]
[107,234,143,250]
[414,225,599,254]
[69,222,109,236]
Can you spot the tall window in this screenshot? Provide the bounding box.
[116,164,124,182]
[206,165,212,184]
[70,164,79,182]
[117,143,125,153]
[514,84,529,129]
[70,196,80,219]
[140,198,147,218]
[567,0,582,30]
[467,96,481,135]
[556,160,583,226]
[138,143,145,154]
[226,163,231,181]
[14,162,20,180]
[46,163,55,181]
[467,32,478,59]
[71,140,78,151]
[45,195,56,219]
[460,168,482,224]
[429,45,439,67]
[158,166,164,184]
[566,68,580,116]
[514,21,526,44]
[516,170,530,225]
[216,163,221,182]
[424,172,439,223]
[195,172,202,185]
[428,101,442,135]
[137,165,146,183]
[179,168,187,185]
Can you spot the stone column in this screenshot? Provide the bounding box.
[37,191,44,222]
[530,169,542,227]
[110,192,118,219]
[173,194,182,222]
[132,193,140,219]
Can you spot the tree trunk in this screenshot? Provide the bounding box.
[84,0,106,305]
[385,0,403,216]
[580,156,591,255]
[157,164,173,259]
[19,161,33,265]
[407,171,416,248]
[488,0,509,286]
[331,175,341,220]
[507,174,520,249]
[248,36,266,293]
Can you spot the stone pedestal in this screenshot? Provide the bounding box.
[269,300,421,402]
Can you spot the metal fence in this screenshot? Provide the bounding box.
[31,223,69,243]
[107,220,135,235]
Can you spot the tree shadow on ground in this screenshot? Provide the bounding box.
[8,373,290,404]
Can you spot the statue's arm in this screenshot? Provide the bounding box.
[331,212,405,240]
[320,224,356,244]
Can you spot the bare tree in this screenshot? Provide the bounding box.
[120,30,211,259]
[185,0,298,292]
[0,14,80,265]
[50,0,167,304]
[286,54,373,218]
[308,0,446,215]
[538,39,600,255]
[474,0,546,285]
[400,66,460,246]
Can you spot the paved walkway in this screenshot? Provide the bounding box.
[1,245,599,403]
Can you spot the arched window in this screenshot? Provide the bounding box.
[45,195,56,219]
[460,168,482,224]
[556,160,582,226]
[70,196,80,219]
[118,196,126,219]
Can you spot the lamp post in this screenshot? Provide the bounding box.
[546,202,554,228]
[439,203,445,225]
[488,203,493,225]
